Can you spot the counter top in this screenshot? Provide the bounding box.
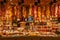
[0,36,60,40]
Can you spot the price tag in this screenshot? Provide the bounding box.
[28,16,33,22]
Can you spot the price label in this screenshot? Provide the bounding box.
[28,16,33,22]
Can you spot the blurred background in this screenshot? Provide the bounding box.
[0,0,60,37]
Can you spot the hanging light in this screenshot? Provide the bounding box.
[34,0,38,5]
[18,2,21,5]
[21,0,24,5]
[3,0,6,3]
[49,0,53,5]
[0,1,4,5]
[53,0,56,3]
[38,0,40,3]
